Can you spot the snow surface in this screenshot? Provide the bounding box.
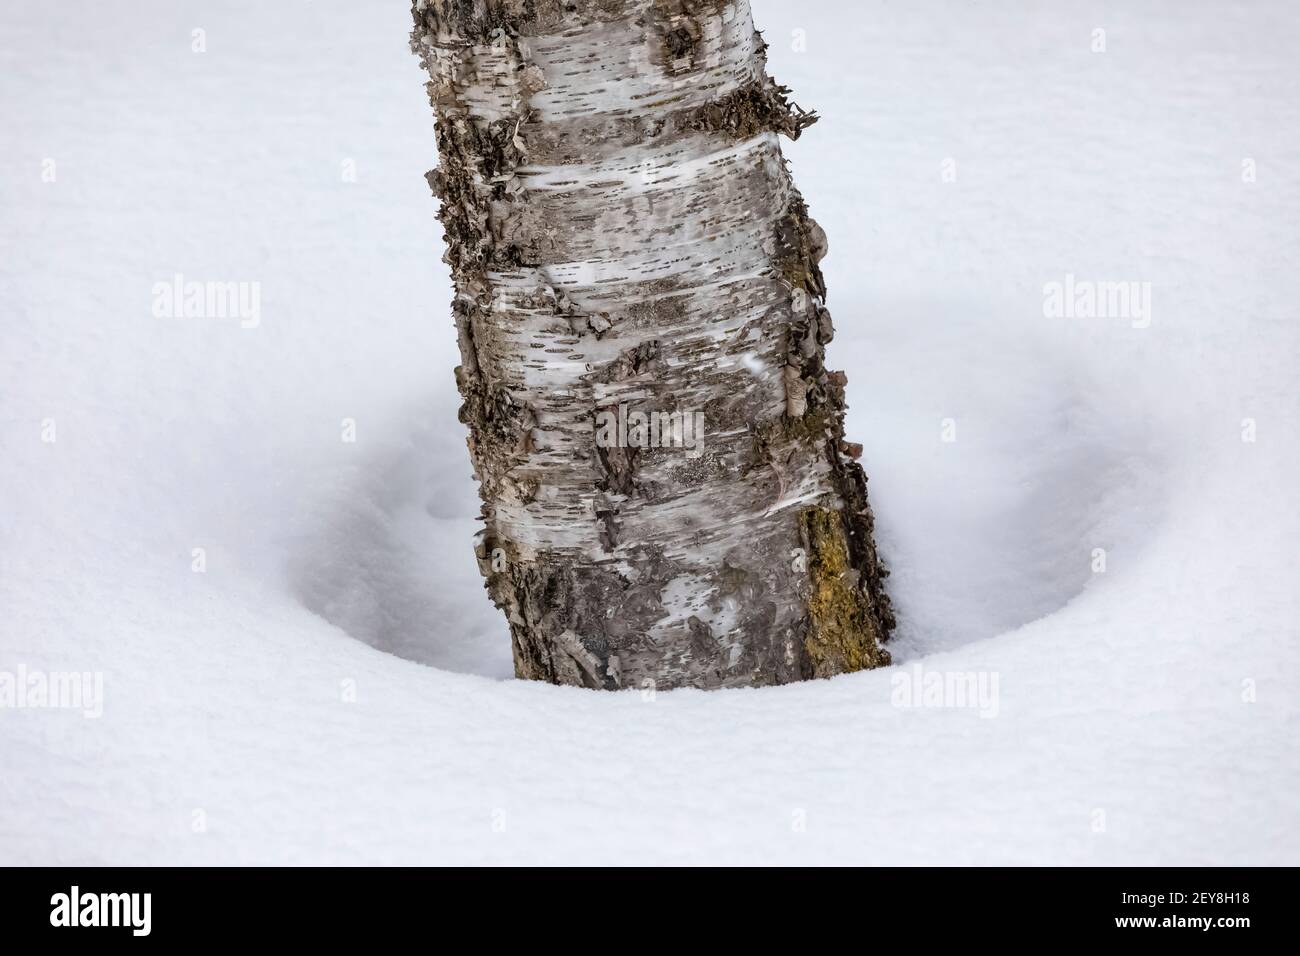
[2,0,1297,864]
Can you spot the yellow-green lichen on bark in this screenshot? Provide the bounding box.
[802,507,891,676]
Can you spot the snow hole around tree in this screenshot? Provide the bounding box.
[288,295,1170,681]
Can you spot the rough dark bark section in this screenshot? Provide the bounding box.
[413,0,893,690]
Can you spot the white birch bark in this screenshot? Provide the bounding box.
[412,0,894,689]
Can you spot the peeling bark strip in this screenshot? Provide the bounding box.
[412,0,894,689]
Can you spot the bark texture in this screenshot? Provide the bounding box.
[412,0,895,689]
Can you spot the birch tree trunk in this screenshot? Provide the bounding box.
[411,0,895,690]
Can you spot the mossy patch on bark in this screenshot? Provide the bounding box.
[801,507,891,676]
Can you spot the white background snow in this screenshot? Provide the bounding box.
[2,0,1297,864]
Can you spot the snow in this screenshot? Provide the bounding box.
[1,0,1297,864]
